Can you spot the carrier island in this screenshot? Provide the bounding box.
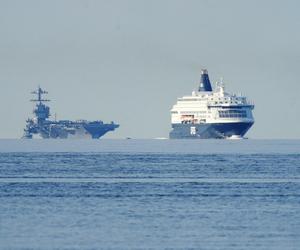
[23,87,119,139]
[170,69,254,139]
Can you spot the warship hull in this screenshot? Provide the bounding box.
[24,121,119,139]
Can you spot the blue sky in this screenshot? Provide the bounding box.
[0,0,299,138]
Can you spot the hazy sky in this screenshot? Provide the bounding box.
[0,0,299,139]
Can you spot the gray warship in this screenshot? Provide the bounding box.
[23,87,119,139]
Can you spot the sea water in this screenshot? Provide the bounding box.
[0,139,299,249]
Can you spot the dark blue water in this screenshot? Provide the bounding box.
[0,140,300,249]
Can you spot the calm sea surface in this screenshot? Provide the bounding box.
[0,139,299,249]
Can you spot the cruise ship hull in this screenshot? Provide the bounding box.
[169,122,254,139]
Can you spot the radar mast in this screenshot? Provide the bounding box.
[30,87,50,103]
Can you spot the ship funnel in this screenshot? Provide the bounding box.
[198,69,212,92]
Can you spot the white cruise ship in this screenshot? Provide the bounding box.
[169,69,254,139]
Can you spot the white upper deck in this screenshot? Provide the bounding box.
[171,73,254,124]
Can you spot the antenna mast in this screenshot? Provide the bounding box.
[30,87,50,103]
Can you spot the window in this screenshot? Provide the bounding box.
[219,110,247,118]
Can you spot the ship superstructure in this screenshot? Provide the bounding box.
[170,69,254,139]
[23,87,119,139]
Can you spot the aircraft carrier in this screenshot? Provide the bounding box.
[23,87,119,139]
